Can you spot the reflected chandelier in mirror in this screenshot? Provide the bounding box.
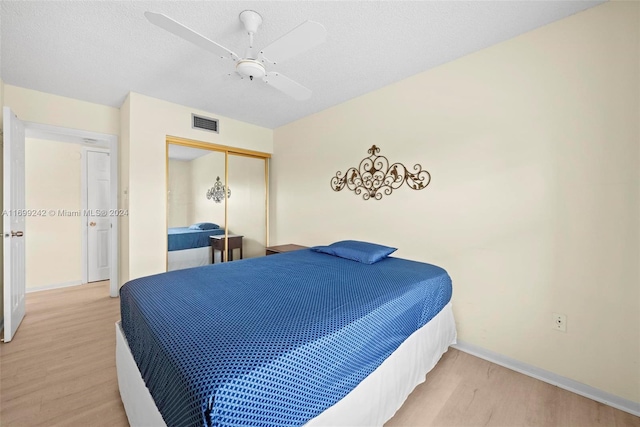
[206,176,231,203]
[330,145,431,200]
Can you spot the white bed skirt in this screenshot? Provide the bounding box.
[168,246,222,271]
[115,302,457,427]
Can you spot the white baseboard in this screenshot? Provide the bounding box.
[453,341,640,417]
[26,280,83,293]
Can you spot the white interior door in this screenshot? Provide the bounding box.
[87,150,110,283]
[3,107,26,343]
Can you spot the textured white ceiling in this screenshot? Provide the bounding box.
[168,143,215,161]
[1,1,604,129]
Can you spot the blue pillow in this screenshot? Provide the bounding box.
[188,222,220,230]
[310,240,397,264]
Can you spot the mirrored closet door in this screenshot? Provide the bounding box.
[166,137,269,271]
[227,154,268,261]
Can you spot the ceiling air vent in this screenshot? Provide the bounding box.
[192,114,219,134]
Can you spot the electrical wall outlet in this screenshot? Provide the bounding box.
[553,312,567,332]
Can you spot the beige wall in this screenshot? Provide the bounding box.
[2,84,119,318]
[271,2,639,403]
[188,150,226,226]
[119,95,130,288]
[167,159,192,228]
[125,92,272,281]
[168,152,228,229]
[1,77,4,128]
[25,138,82,289]
[228,155,267,259]
[3,85,119,135]
[1,86,272,287]
[1,78,4,325]
[167,150,266,260]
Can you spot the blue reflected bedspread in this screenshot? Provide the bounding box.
[168,227,225,251]
[120,249,452,427]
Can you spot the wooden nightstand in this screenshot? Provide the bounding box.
[210,235,244,263]
[265,244,308,256]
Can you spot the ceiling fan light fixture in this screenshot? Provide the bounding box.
[236,59,266,80]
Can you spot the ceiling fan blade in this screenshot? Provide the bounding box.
[145,12,239,61]
[259,21,326,64]
[227,71,244,81]
[263,72,312,100]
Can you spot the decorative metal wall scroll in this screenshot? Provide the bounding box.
[330,145,431,200]
[206,176,231,203]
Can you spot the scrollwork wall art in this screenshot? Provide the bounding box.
[330,145,431,200]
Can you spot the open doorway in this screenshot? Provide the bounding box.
[23,123,118,297]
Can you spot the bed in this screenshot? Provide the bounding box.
[167,225,225,270]
[117,242,456,426]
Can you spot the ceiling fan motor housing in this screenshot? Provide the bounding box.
[239,10,263,34]
[236,59,266,80]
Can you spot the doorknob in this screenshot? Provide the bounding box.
[11,231,24,237]
[89,222,97,227]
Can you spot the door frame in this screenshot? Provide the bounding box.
[81,146,111,285]
[25,122,119,297]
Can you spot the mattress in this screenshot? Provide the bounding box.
[120,249,453,427]
[168,227,225,251]
[116,302,457,427]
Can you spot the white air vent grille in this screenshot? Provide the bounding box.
[192,114,219,133]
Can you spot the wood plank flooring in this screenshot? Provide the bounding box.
[1,282,127,427]
[1,282,638,426]
[387,349,639,427]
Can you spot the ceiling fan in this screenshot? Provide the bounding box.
[145,10,326,100]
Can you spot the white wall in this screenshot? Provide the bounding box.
[125,92,272,281]
[270,2,639,403]
[25,138,82,289]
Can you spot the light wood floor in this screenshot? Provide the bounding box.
[1,282,638,427]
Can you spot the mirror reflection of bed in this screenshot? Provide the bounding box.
[166,142,267,271]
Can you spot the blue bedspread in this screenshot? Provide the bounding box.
[168,227,225,251]
[120,249,452,427]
